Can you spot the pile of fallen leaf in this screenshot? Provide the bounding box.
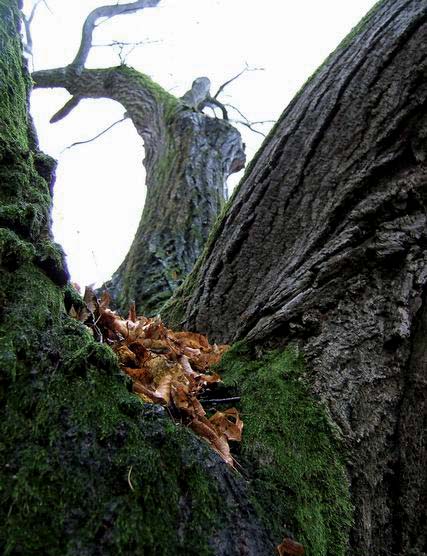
[68,287,242,466]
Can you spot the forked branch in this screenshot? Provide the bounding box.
[213,64,265,99]
[72,0,160,70]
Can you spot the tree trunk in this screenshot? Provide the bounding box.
[164,1,427,554]
[0,4,276,555]
[32,66,245,315]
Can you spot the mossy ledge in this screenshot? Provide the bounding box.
[0,312,231,556]
[216,343,353,556]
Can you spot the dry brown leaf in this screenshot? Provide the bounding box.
[122,366,150,383]
[133,381,167,405]
[143,316,166,340]
[127,341,150,365]
[190,418,233,466]
[209,408,243,442]
[114,345,138,367]
[83,287,98,315]
[152,374,173,404]
[277,538,305,556]
[99,290,111,311]
[142,339,169,352]
[172,331,210,350]
[171,384,190,411]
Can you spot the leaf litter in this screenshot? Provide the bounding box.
[68,287,242,467]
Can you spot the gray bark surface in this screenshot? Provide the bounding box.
[32,66,245,315]
[166,1,427,553]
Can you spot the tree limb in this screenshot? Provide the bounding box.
[50,95,83,123]
[22,0,43,57]
[201,96,229,120]
[72,0,161,70]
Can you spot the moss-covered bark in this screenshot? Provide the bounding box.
[32,61,245,317]
[216,344,353,556]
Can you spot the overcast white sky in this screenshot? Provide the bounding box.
[24,0,377,288]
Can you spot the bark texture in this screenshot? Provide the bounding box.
[165,1,427,554]
[32,65,245,315]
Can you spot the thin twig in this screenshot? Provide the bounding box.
[61,115,129,152]
[199,397,241,404]
[232,120,267,137]
[72,0,161,70]
[213,63,265,99]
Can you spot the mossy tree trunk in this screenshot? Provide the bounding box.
[32,65,245,316]
[164,1,427,554]
[0,3,278,555]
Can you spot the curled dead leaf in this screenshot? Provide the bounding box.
[277,538,305,556]
[190,418,233,466]
[209,408,243,442]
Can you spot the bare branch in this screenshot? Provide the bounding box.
[213,64,265,100]
[41,0,53,15]
[224,103,250,124]
[50,95,83,123]
[232,120,267,137]
[201,96,228,120]
[61,115,129,152]
[72,0,161,70]
[22,0,43,57]
[92,39,161,48]
[224,102,275,136]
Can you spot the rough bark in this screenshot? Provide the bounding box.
[0,3,276,555]
[32,64,245,316]
[164,1,427,554]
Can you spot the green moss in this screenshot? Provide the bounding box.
[0,229,35,271]
[216,343,353,556]
[0,1,30,153]
[34,239,69,286]
[117,65,179,121]
[0,318,226,555]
